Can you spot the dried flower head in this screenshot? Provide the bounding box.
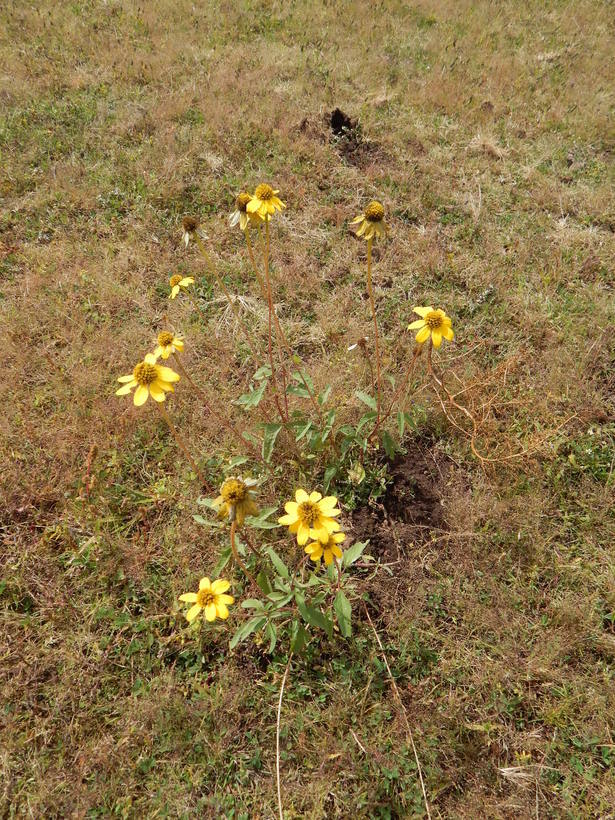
[179,577,234,622]
[278,489,341,545]
[246,184,286,220]
[350,200,388,241]
[408,306,454,349]
[169,274,194,299]
[213,476,259,527]
[154,331,184,360]
[182,216,200,247]
[116,353,180,406]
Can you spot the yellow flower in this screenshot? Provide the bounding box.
[169,273,194,299]
[229,192,262,231]
[350,200,388,241]
[213,477,259,527]
[154,331,184,360]
[179,577,234,622]
[182,215,200,247]
[278,489,341,545]
[305,532,346,566]
[116,353,180,406]
[246,184,285,220]
[408,306,454,349]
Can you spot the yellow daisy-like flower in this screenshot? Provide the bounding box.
[278,489,341,545]
[246,184,286,220]
[153,331,184,360]
[179,577,234,623]
[169,273,195,299]
[115,353,180,406]
[305,532,346,566]
[182,215,200,247]
[229,192,262,232]
[408,306,454,349]
[213,476,259,527]
[350,200,388,241]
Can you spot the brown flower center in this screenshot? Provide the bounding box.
[254,183,274,201]
[236,192,252,212]
[182,215,199,233]
[425,311,443,330]
[196,589,215,607]
[157,331,174,347]
[365,200,385,222]
[221,478,248,504]
[169,274,182,287]
[298,501,320,526]
[133,362,158,385]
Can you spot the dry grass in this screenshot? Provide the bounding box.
[1,0,615,816]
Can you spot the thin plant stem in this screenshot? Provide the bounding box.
[230,521,259,590]
[363,604,431,820]
[375,345,422,435]
[245,228,267,300]
[276,653,293,820]
[263,217,288,423]
[242,527,264,559]
[172,352,268,467]
[156,401,212,492]
[366,238,382,439]
[193,234,260,366]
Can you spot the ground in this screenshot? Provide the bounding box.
[1,1,615,817]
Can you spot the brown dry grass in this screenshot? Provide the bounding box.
[1,0,615,817]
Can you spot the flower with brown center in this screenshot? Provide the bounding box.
[116,353,180,406]
[278,489,341,545]
[246,184,286,220]
[169,273,195,299]
[350,200,388,241]
[179,577,234,622]
[229,191,262,231]
[182,215,200,247]
[153,331,184,360]
[408,306,454,349]
[213,476,259,527]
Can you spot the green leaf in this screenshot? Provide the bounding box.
[266,591,294,607]
[286,383,310,398]
[295,419,313,442]
[256,571,273,594]
[334,590,352,637]
[265,622,277,653]
[290,620,309,654]
[295,592,333,637]
[241,598,265,609]
[227,455,249,469]
[318,385,332,406]
[381,430,397,460]
[355,390,378,411]
[323,464,337,493]
[229,616,267,649]
[397,411,405,438]
[321,409,336,442]
[253,365,272,380]
[266,547,290,579]
[212,545,232,576]
[292,370,314,391]
[262,423,282,463]
[245,506,280,529]
[342,541,368,568]
[234,379,267,410]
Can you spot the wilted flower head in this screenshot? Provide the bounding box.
[408,306,454,349]
[116,353,180,406]
[213,476,259,527]
[169,273,194,299]
[182,215,200,247]
[350,200,388,241]
[229,192,262,232]
[179,577,234,622]
[246,184,286,220]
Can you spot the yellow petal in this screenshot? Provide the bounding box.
[407,319,426,330]
[174,338,185,351]
[145,353,158,364]
[115,384,134,396]
[309,491,322,503]
[117,374,137,383]
[149,382,166,402]
[331,545,343,558]
[432,331,443,348]
[157,366,180,383]
[323,550,334,566]
[185,604,202,622]
[297,522,310,545]
[205,603,217,621]
[413,306,433,318]
[312,524,330,543]
[211,579,230,594]
[442,325,454,341]
[332,532,346,544]
[278,514,296,526]
[170,286,179,298]
[199,577,211,591]
[218,594,234,605]
[179,592,198,602]
[133,385,149,406]
[415,326,431,344]
[284,501,299,515]
[215,602,229,620]
[322,518,341,535]
[319,496,338,509]
[295,489,309,503]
